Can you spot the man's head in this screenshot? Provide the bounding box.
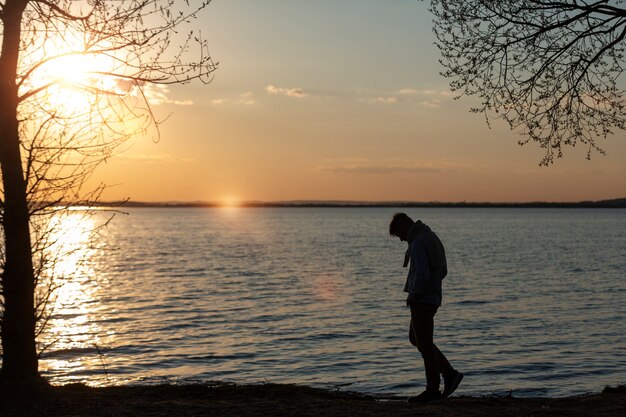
[389,212,414,242]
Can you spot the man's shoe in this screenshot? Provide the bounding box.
[443,371,464,398]
[408,390,443,404]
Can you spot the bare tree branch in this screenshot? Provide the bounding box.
[1,0,217,380]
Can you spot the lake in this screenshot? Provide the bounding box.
[37,207,626,397]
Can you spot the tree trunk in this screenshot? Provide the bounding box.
[0,0,40,382]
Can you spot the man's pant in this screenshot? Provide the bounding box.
[409,302,452,391]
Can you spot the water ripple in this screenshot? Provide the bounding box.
[36,207,626,397]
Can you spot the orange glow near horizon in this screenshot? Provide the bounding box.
[217,196,242,208]
[26,2,625,204]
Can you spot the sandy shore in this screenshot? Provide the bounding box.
[1,383,624,417]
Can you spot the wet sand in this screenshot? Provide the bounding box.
[1,383,624,417]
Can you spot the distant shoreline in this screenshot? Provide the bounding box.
[93,198,626,209]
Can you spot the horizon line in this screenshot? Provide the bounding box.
[84,197,626,208]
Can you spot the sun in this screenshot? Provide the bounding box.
[44,53,100,87]
[219,196,242,208]
[22,32,128,115]
[39,55,102,113]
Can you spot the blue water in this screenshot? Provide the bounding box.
[37,207,626,397]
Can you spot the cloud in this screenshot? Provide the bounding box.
[421,99,442,108]
[395,88,455,107]
[355,88,454,107]
[210,92,256,106]
[265,84,309,98]
[398,88,419,95]
[118,154,195,164]
[143,84,194,106]
[316,158,466,175]
[114,79,136,94]
[239,91,256,105]
[397,88,452,97]
[358,96,398,104]
[328,165,442,174]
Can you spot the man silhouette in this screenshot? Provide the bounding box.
[389,213,463,403]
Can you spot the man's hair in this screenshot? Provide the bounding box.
[389,212,413,236]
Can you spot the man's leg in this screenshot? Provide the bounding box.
[409,303,440,392]
[409,304,464,398]
[434,345,453,376]
[409,325,453,377]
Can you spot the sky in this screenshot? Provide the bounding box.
[92,0,626,203]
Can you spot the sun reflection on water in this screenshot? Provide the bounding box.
[37,210,112,385]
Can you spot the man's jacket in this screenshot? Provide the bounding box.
[403,221,447,306]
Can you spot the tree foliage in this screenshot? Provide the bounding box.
[431,0,626,164]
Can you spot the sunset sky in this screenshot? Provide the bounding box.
[93,0,626,203]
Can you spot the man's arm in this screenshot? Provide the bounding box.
[407,239,431,304]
